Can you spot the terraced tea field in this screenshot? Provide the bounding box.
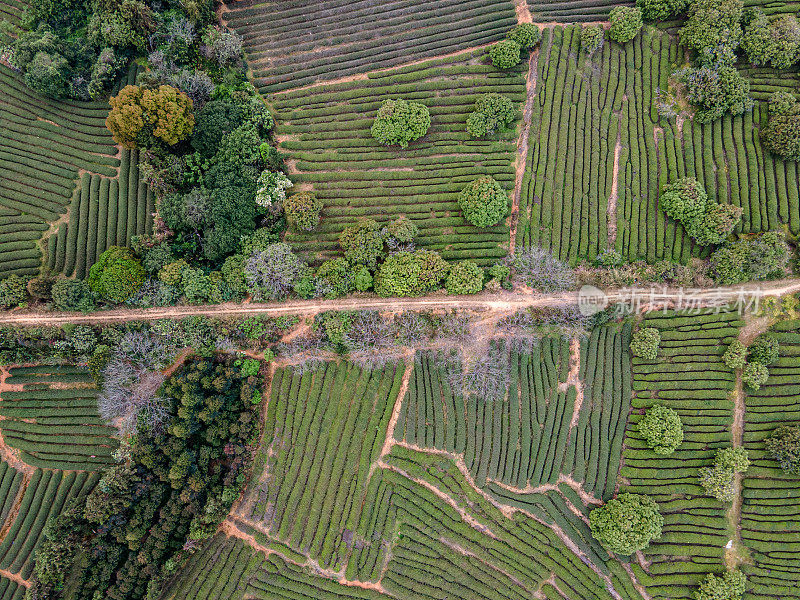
[224,0,518,93]
[0,65,150,279]
[269,49,525,264]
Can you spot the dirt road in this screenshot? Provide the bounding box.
[2,279,799,326]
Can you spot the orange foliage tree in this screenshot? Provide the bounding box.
[106,84,195,148]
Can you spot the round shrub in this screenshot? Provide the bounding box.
[87,246,146,303]
[695,570,746,600]
[660,178,708,224]
[445,262,484,295]
[106,85,195,149]
[354,266,373,292]
[723,340,747,369]
[742,361,769,391]
[607,7,643,43]
[581,25,605,54]
[466,93,515,138]
[639,405,684,454]
[589,493,663,555]
[385,216,419,245]
[630,327,660,360]
[458,176,509,228]
[765,424,800,474]
[749,334,779,366]
[315,258,353,299]
[374,250,449,297]
[51,278,95,312]
[507,23,542,50]
[488,39,522,69]
[717,447,750,473]
[339,219,384,268]
[693,202,742,245]
[699,464,736,501]
[370,98,430,148]
[284,192,322,232]
[245,243,310,301]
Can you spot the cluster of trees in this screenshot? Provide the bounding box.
[488,23,541,69]
[660,178,741,246]
[723,334,779,391]
[28,356,261,600]
[0,0,224,100]
[224,217,511,301]
[709,231,791,285]
[698,447,750,501]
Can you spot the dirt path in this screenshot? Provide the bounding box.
[509,46,540,255]
[372,354,415,476]
[4,280,800,326]
[0,568,29,588]
[607,120,623,248]
[514,0,534,23]
[725,313,773,568]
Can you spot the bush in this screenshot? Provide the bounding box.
[51,278,95,312]
[699,448,749,501]
[717,447,750,472]
[488,39,522,69]
[466,93,516,137]
[694,202,742,245]
[581,25,605,54]
[749,334,779,366]
[374,250,449,297]
[743,9,800,69]
[631,328,660,360]
[0,275,27,309]
[508,247,575,292]
[680,0,744,65]
[723,340,747,369]
[607,7,643,44]
[255,171,293,210]
[507,23,541,50]
[698,464,736,501]
[639,405,684,454]
[679,64,752,123]
[742,361,769,390]
[710,231,791,285]
[339,219,385,268]
[191,100,246,156]
[385,216,418,245]
[28,275,55,302]
[636,0,689,21]
[445,262,484,295]
[370,98,430,148]
[695,570,746,600]
[458,176,509,227]
[589,493,663,554]
[245,243,310,301]
[315,258,353,299]
[106,85,195,148]
[765,424,800,474]
[660,177,708,223]
[283,192,322,232]
[354,267,373,292]
[762,91,800,161]
[87,246,146,303]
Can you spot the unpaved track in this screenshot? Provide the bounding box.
[3,279,800,326]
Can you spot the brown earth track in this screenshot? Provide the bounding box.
[3,280,799,326]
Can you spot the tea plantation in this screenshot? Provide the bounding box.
[0,0,799,599]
